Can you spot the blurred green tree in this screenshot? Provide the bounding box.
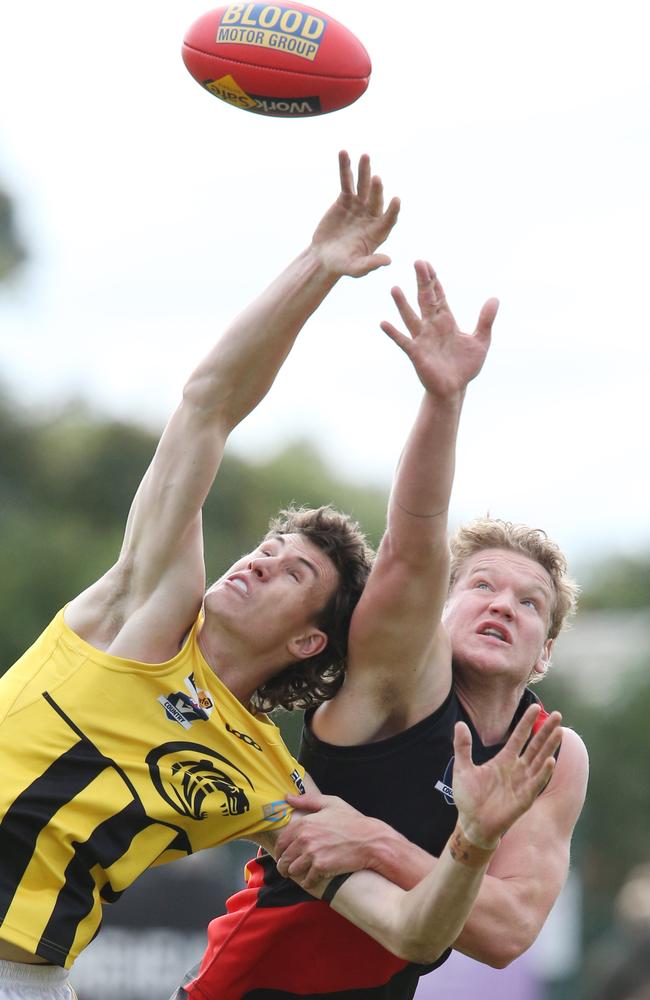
[0,184,26,282]
[579,554,650,610]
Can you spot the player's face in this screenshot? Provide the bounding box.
[443,548,554,684]
[205,533,339,660]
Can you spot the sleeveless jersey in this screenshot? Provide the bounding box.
[177,686,548,1000]
[0,609,304,969]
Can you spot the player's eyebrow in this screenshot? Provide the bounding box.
[525,584,552,605]
[468,563,551,602]
[268,533,319,579]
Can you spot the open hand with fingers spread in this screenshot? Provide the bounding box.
[381,260,498,400]
[311,151,401,278]
[452,705,563,851]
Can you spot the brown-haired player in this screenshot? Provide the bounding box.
[0,155,561,1000]
[170,260,588,1000]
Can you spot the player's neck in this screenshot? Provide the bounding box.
[197,616,290,708]
[454,675,528,747]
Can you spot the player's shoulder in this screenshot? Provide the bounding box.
[557,726,589,771]
[542,725,589,807]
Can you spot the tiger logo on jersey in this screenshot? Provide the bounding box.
[147,741,253,820]
[170,758,249,818]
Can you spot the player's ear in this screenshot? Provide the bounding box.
[533,638,554,676]
[287,628,328,661]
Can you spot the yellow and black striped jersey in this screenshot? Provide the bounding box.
[0,609,304,968]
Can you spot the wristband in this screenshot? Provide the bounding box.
[321,872,352,904]
[448,822,498,869]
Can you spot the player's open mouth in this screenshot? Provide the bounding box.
[477,622,511,643]
[227,576,250,595]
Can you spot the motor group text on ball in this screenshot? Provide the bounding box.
[218,4,326,61]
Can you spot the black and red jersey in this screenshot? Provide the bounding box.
[175,687,548,1000]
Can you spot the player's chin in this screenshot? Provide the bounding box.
[203,584,239,619]
[461,645,513,674]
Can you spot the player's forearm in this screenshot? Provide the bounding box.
[371,838,551,967]
[365,820,436,889]
[387,392,463,557]
[120,246,339,556]
[350,821,547,965]
[331,828,493,964]
[183,245,339,431]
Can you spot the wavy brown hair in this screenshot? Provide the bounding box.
[250,505,375,714]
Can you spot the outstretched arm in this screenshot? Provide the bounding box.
[66,153,400,653]
[315,263,498,742]
[267,707,562,964]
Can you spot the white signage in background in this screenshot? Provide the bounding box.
[71,929,207,999]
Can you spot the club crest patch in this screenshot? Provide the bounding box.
[159,673,215,730]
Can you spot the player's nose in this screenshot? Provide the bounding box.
[488,592,515,618]
[248,558,272,580]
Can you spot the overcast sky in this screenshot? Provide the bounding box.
[1,0,648,567]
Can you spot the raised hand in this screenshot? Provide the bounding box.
[452,705,563,850]
[311,151,401,278]
[381,260,498,400]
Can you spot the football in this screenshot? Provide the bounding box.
[182,3,371,117]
